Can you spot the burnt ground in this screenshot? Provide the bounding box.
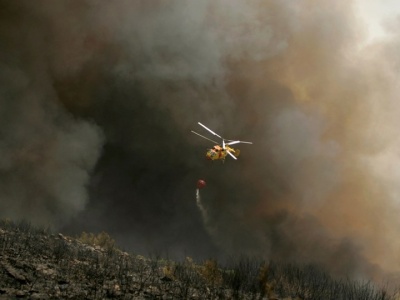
[0,220,396,299]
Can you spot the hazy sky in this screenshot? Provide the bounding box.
[1,0,400,286]
[356,0,400,39]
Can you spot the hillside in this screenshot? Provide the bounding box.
[0,220,396,299]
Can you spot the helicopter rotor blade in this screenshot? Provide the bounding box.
[191,131,219,144]
[222,139,225,149]
[198,122,223,139]
[226,149,237,160]
[226,140,253,145]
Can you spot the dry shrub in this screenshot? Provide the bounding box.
[199,259,223,286]
[78,231,115,250]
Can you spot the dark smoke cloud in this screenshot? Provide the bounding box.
[0,2,104,227]
[2,0,400,283]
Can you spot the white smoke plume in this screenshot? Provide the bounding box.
[196,189,208,225]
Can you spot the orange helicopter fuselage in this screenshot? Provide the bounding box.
[205,145,240,161]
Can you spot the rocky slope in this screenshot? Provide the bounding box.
[0,221,265,299]
[0,221,396,299]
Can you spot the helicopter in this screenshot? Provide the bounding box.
[191,122,252,161]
